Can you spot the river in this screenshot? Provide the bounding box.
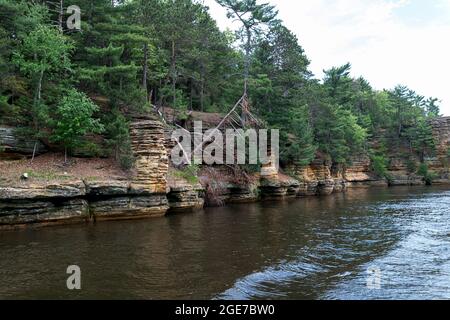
[0,186,449,300]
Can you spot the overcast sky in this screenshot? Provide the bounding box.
[204,0,450,115]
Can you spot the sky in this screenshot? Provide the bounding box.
[204,0,450,116]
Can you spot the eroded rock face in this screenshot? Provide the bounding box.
[0,126,47,158]
[428,117,450,182]
[0,199,89,228]
[84,180,129,196]
[129,120,169,194]
[227,184,259,203]
[286,161,338,196]
[167,178,204,212]
[0,118,174,228]
[0,180,86,200]
[345,156,383,187]
[2,116,449,228]
[90,195,168,220]
[260,174,300,200]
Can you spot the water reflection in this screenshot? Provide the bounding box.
[0,186,449,300]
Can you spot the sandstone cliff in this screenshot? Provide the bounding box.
[1,116,449,229]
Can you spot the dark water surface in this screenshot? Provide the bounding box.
[1,186,449,300]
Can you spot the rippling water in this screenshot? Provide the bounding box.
[0,186,449,300]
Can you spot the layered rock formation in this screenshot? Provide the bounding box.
[1,116,449,229]
[0,126,47,159]
[0,179,169,229]
[344,156,385,187]
[0,118,171,229]
[260,174,300,199]
[428,117,450,184]
[129,119,169,194]
[167,173,204,212]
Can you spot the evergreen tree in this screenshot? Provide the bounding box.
[217,0,278,97]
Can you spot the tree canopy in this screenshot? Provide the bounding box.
[0,0,441,170]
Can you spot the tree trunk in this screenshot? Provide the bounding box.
[149,89,154,105]
[36,69,44,105]
[143,43,148,101]
[31,141,37,164]
[189,78,193,111]
[31,69,44,164]
[200,79,205,112]
[241,27,252,127]
[200,62,205,112]
[244,27,251,97]
[58,0,64,32]
[171,40,177,123]
[64,147,68,164]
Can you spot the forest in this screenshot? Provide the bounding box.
[0,0,442,178]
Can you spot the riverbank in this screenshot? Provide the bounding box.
[1,117,449,230]
[1,156,449,230]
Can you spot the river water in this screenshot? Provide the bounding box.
[0,186,449,300]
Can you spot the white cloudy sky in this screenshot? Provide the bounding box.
[204,0,450,115]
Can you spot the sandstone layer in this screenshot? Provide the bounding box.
[1,116,449,229]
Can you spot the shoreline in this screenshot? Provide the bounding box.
[1,176,449,231]
[1,117,450,231]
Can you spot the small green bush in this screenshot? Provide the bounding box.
[371,154,388,178]
[119,143,135,170]
[174,165,200,184]
[406,159,417,173]
[74,141,103,158]
[417,163,436,185]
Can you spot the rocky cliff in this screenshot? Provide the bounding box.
[1,116,449,229]
[0,126,47,160]
[428,117,450,184]
[0,119,170,229]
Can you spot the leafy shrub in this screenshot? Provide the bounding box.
[50,89,104,161]
[74,141,103,158]
[417,163,436,185]
[370,153,394,184]
[174,165,200,184]
[370,154,388,178]
[118,141,135,170]
[406,159,417,173]
[103,110,134,170]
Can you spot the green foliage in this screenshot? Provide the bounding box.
[11,23,74,141]
[417,163,436,185]
[217,0,279,94]
[174,165,200,185]
[104,110,135,170]
[0,0,442,173]
[406,158,418,174]
[314,105,367,165]
[370,153,389,180]
[74,141,104,158]
[50,89,104,155]
[13,25,73,79]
